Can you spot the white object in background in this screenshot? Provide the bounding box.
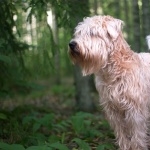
[146,35,150,50]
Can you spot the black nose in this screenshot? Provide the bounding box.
[69,41,77,50]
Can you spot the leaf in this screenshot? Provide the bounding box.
[0,142,10,150]
[22,116,34,124]
[0,142,25,150]
[34,133,47,143]
[48,135,60,144]
[0,113,7,120]
[71,116,84,134]
[96,144,114,150]
[50,142,69,150]
[26,145,52,150]
[72,138,91,150]
[96,145,105,150]
[33,122,41,132]
[40,114,54,127]
[9,144,25,150]
[71,112,95,135]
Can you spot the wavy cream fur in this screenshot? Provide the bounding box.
[69,15,150,150]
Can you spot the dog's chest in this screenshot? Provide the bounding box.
[95,70,150,111]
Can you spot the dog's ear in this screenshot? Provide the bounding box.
[106,18,123,40]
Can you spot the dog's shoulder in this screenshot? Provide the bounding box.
[138,52,150,65]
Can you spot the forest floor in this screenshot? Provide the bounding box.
[0,78,117,150]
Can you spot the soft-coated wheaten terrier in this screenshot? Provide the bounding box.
[68,15,150,150]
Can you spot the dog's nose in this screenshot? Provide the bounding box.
[69,41,77,50]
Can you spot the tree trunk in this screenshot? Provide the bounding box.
[142,0,150,51]
[74,65,95,112]
[48,7,61,84]
[114,0,121,18]
[132,0,141,52]
[93,0,98,15]
[123,0,129,30]
[69,0,96,112]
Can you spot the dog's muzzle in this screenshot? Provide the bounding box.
[69,41,80,55]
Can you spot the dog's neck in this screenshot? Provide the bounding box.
[95,36,138,84]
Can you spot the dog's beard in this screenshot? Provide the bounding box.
[69,41,109,76]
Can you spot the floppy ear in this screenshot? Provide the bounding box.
[106,18,123,40]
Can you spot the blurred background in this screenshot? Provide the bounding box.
[0,0,150,150]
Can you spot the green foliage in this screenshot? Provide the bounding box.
[0,0,30,97]
[22,113,54,132]
[2,0,149,149]
[72,138,91,150]
[0,142,25,150]
[0,113,7,120]
[96,143,115,150]
[26,145,52,150]
[0,106,116,150]
[0,0,149,97]
[49,142,69,150]
[51,85,75,98]
[71,112,98,137]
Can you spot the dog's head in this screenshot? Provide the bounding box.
[68,15,123,75]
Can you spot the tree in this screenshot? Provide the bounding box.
[132,0,141,52]
[49,7,61,84]
[0,1,29,96]
[142,0,150,51]
[68,0,96,112]
[93,0,98,15]
[123,0,132,43]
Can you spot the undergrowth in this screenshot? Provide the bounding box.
[0,84,116,150]
[0,108,116,150]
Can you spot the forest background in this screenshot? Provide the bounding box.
[0,0,150,150]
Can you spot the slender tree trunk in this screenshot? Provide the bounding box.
[114,0,121,18]
[123,0,131,42]
[93,0,98,15]
[51,8,61,84]
[132,0,141,52]
[142,0,150,51]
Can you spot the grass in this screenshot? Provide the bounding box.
[0,79,117,150]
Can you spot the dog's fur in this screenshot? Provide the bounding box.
[68,15,150,150]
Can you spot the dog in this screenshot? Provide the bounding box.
[68,15,150,150]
